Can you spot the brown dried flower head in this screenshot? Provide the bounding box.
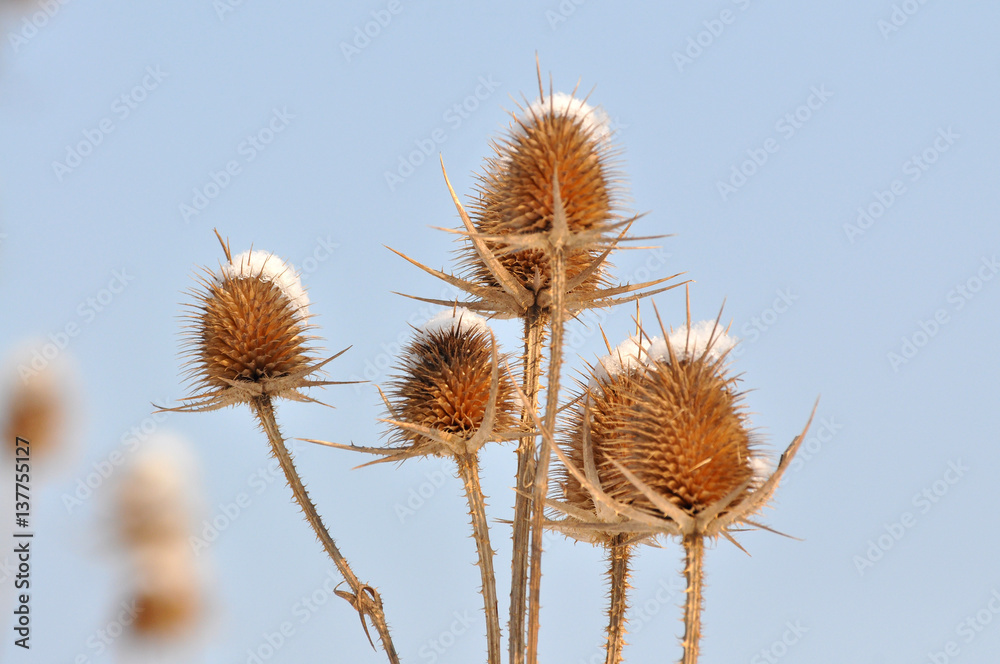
[173,236,334,412]
[116,435,205,639]
[551,313,812,545]
[384,308,519,459]
[4,361,69,460]
[467,91,622,300]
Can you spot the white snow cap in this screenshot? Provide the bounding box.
[594,321,738,383]
[646,320,737,364]
[221,250,310,319]
[422,307,490,337]
[749,455,774,483]
[527,92,612,143]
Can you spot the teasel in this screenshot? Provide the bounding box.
[542,299,815,664]
[3,346,78,465]
[115,435,204,641]
[162,231,399,664]
[387,63,684,664]
[306,307,521,664]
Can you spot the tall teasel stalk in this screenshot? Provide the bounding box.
[390,67,683,664]
[163,231,400,664]
[305,308,521,664]
[545,299,816,664]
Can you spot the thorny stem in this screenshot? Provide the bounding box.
[456,452,503,664]
[680,534,705,664]
[251,396,400,664]
[526,248,568,664]
[509,310,545,664]
[605,535,632,664]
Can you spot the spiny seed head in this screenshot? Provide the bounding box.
[467,91,623,297]
[563,323,757,521]
[179,247,321,411]
[387,309,517,456]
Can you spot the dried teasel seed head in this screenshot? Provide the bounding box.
[467,91,623,300]
[563,322,758,524]
[115,434,205,639]
[3,346,78,462]
[176,243,325,412]
[386,308,518,457]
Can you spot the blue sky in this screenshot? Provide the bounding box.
[2,1,999,663]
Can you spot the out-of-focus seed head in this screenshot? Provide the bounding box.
[4,359,69,461]
[115,434,205,640]
[467,92,623,301]
[386,308,518,457]
[177,244,325,412]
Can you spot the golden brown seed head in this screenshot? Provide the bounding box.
[467,93,622,297]
[388,314,517,456]
[180,249,318,411]
[563,338,756,521]
[4,362,68,460]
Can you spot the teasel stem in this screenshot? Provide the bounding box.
[509,309,545,664]
[605,534,632,664]
[680,534,705,664]
[251,395,400,664]
[526,237,569,664]
[456,452,502,664]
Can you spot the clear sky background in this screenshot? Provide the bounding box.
[1,1,999,663]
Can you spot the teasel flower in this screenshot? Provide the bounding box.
[541,300,815,664]
[387,64,683,664]
[306,307,521,664]
[3,345,79,466]
[115,434,204,641]
[163,231,400,664]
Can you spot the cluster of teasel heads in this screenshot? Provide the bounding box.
[165,66,813,664]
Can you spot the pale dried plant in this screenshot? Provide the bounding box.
[162,231,399,663]
[306,307,522,664]
[160,63,816,664]
[116,435,204,641]
[545,299,815,664]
